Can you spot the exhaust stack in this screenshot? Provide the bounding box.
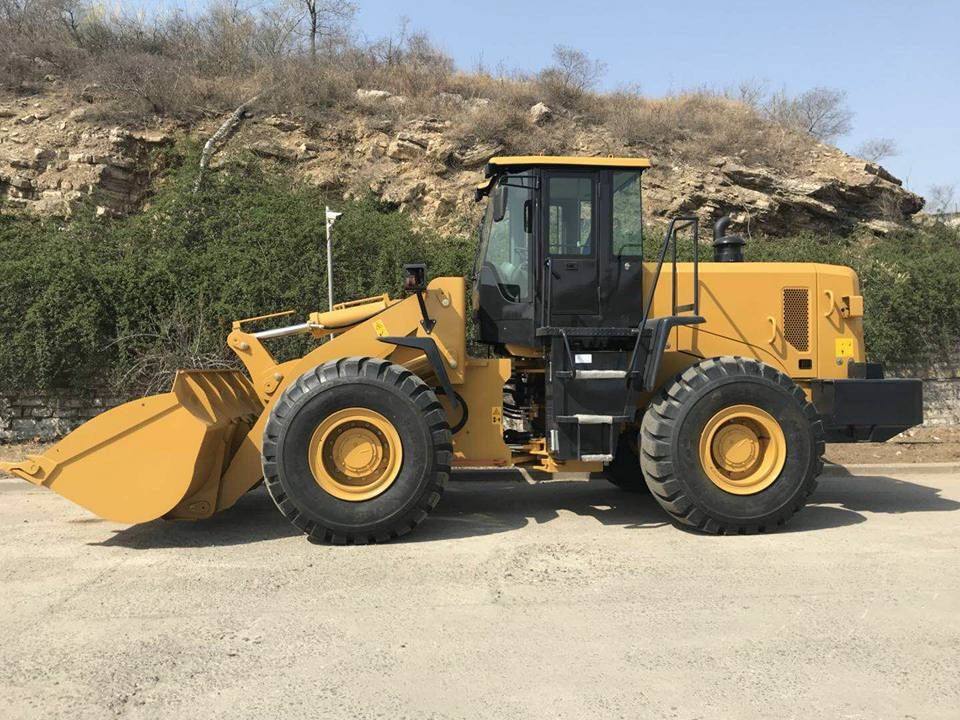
[713,216,746,262]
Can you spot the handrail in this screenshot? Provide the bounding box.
[639,215,700,332]
[627,215,701,382]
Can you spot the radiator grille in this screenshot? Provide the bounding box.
[782,288,810,351]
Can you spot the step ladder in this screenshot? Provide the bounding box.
[542,217,706,462]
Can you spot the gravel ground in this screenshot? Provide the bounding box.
[825,426,960,465]
[0,464,958,719]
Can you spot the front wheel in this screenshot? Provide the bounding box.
[262,357,452,544]
[640,357,824,534]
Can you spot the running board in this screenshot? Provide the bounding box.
[580,454,613,463]
[575,370,627,379]
[554,369,630,380]
[557,414,628,425]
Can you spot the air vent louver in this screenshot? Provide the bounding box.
[782,288,810,352]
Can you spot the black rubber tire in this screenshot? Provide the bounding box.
[262,357,452,544]
[606,429,648,493]
[640,356,824,534]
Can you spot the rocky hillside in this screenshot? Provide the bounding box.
[0,86,924,237]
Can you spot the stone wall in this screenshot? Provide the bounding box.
[890,361,960,427]
[0,393,121,443]
[922,379,960,425]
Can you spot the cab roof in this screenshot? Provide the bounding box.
[476,155,652,198]
[486,155,653,174]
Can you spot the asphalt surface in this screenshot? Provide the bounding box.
[1,465,958,719]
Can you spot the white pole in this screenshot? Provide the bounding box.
[325,205,334,310]
[325,207,342,309]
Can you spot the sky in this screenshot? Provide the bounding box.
[138,0,959,198]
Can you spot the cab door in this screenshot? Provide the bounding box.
[543,172,599,325]
[601,169,645,327]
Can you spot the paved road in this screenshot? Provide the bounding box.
[1,465,958,719]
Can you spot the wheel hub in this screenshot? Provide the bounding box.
[699,404,786,495]
[308,408,402,501]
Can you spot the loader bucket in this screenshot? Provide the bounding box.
[0,370,262,524]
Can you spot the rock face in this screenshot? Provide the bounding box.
[0,88,925,236]
[0,95,173,217]
[645,153,925,235]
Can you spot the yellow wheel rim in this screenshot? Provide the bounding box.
[308,408,402,501]
[699,404,786,495]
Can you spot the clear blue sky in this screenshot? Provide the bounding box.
[141,0,959,198]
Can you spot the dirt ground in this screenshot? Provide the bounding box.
[824,426,960,465]
[1,465,958,719]
[4,426,960,470]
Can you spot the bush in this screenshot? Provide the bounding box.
[602,90,815,169]
[763,87,853,143]
[0,145,473,394]
[535,45,606,110]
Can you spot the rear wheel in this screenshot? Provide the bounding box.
[262,357,451,544]
[640,357,824,534]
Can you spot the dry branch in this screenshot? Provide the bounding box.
[193,95,260,193]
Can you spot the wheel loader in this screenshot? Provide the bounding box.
[1,156,924,542]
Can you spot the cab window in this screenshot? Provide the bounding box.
[612,170,643,256]
[476,173,533,303]
[547,176,594,256]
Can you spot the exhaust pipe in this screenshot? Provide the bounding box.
[713,215,746,262]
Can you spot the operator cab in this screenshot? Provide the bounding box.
[474,156,706,463]
[473,156,652,350]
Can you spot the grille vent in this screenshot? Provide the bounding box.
[782,288,810,351]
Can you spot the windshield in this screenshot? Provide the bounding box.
[475,172,533,303]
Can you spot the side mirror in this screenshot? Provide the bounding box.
[492,183,507,222]
[403,263,428,294]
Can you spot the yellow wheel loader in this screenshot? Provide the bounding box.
[1,156,924,542]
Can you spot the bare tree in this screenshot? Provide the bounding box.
[2,0,83,41]
[56,0,88,45]
[765,86,854,142]
[298,0,353,58]
[255,2,301,58]
[928,184,956,216]
[537,44,606,106]
[855,137,899,163]
[194,94,260,193]
[732,78,767,109]
[546,45,606,93]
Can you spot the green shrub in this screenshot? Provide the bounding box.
[0,146,472,394]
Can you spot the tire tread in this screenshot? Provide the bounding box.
[261,357,451,544]
[640,356,824,535]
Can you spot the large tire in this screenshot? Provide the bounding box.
[606,429,648,493]
[262,357,451,544]
[640,356,824,534]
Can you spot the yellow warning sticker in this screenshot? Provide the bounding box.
[835,338,854,358]
[373,319,388,337]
